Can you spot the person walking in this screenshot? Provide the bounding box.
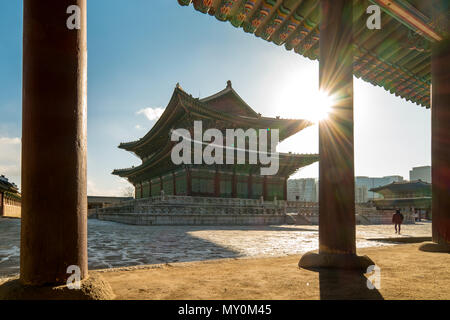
[392,209,404,234]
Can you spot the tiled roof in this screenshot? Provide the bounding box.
[177,0,447,108]
[118,83,313,156]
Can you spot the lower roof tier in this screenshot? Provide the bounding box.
[113,152,318,184]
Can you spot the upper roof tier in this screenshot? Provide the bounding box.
[178,0,450,109]
[118,81,313,159]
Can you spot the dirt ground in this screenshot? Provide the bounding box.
[95,243,450,300]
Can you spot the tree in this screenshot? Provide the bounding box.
[122,185,135,198]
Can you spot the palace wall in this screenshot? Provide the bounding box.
[0,193,21,218]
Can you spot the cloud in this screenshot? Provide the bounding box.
[0,137,21,186]
[135,124,144,130]
[87,177,133,197]
[136,107,165,121]
[0,137,135,197]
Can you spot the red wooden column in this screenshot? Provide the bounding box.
[431,2,450,250]
[263,176,268,200]
[20,0,88,285]
[214,169,221,197]
[173,172,177,196]
[0,192,3,217]
[248,173,253,199]
[299,0,372,269]
[232,171,237,198]
[186,167,192,196]
[318,0,355,255]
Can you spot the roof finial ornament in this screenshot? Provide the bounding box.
[176,82,183,91]
[226,80,232,88]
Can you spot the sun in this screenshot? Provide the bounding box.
[308,91,333,123]
[275,74,335,123]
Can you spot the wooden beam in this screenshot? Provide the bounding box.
[371,0,443,41]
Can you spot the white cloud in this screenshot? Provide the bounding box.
[136,107,165,121]
[0,137,21,187]
[135,124,143,130]
[87,177,133,197]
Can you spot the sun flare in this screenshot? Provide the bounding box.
[309,91,333,123]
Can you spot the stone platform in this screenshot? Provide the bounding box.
[91,195,415,226]
[93,195,295,225]
[97,212,287,226]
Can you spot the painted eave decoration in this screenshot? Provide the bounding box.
[178,0,449,109]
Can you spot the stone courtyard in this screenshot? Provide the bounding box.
[0,218,431,278]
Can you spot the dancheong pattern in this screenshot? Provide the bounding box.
[176,0,449,109]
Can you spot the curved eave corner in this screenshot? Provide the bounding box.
[118,141,140,151]
[111,169,131,177]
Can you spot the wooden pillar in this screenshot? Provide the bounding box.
[283,177,288,201]
[318,0,355,255]
[263,176,268,200]
[299,0,373,270]
[186,167,192,196]
[0,192,3,217]
[173,172,177,196]
[214,169,221,197]
[431,3,450,247]
[232,171,237,198]
[248,173,253,199]
[20,0,88,285]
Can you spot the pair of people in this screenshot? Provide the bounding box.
[392,209,404,234]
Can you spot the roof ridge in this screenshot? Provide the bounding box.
[199,81,258,117]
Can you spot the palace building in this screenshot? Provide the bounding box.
[370,180,432,220]
[0,175,21,218]
[113,81,318,201]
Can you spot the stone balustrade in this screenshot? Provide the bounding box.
[93,195,415,226]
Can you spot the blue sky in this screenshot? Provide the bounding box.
[0,1,430,196]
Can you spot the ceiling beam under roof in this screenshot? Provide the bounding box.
[370,0,443,42]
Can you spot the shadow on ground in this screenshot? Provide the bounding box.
[317,269,384,300]
[1,219,319,277]
[419,242,450,253]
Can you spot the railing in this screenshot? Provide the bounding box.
[93,196,415,224]
[95,195,316,216]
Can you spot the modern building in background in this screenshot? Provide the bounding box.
[355,176,404,201]
[287,178,318,202]
[288,179,368,203]
[355,185,368,203]
[409,166,431,183]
